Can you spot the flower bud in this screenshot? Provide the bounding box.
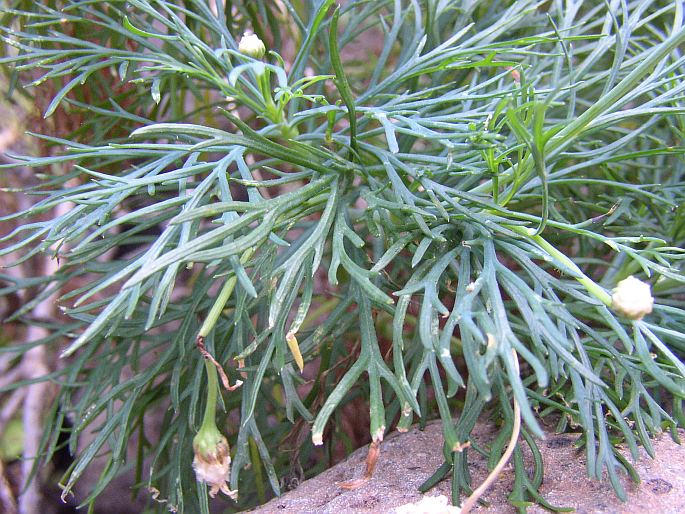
[238,32,265,59]
[611,276,654,320]
[192,425,238,499]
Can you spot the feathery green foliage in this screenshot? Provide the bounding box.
[1,0,684,512]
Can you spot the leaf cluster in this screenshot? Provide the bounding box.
[1,0,684,512]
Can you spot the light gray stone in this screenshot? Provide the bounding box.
[249,421,685,513]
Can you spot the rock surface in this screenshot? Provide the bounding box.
[248,421,685,513]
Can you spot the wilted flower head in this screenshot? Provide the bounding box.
[192,425,238,499]
[611,276,654,320]
[238,32,265,59]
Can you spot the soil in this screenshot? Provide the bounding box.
[248,421,685,513]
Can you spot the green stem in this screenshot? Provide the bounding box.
[508,225,612,306]
[255,69,298,139]
[197,248,254,431]
[198,276,239,339]
[200,358,218,432]
[474,27,685,196]
[257,70,278,120]
[198,248,254,339]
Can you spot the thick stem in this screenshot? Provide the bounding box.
[198,276,239,339]
[198,247,254,339]
[200,359,219,433]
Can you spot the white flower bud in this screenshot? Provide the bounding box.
[192,427,238,499]
[611,276,654,320]
[238,32,265,59]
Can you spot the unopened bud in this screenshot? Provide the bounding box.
[611,276,654,320]
[238,32,265,59]
[192,426,238,499]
